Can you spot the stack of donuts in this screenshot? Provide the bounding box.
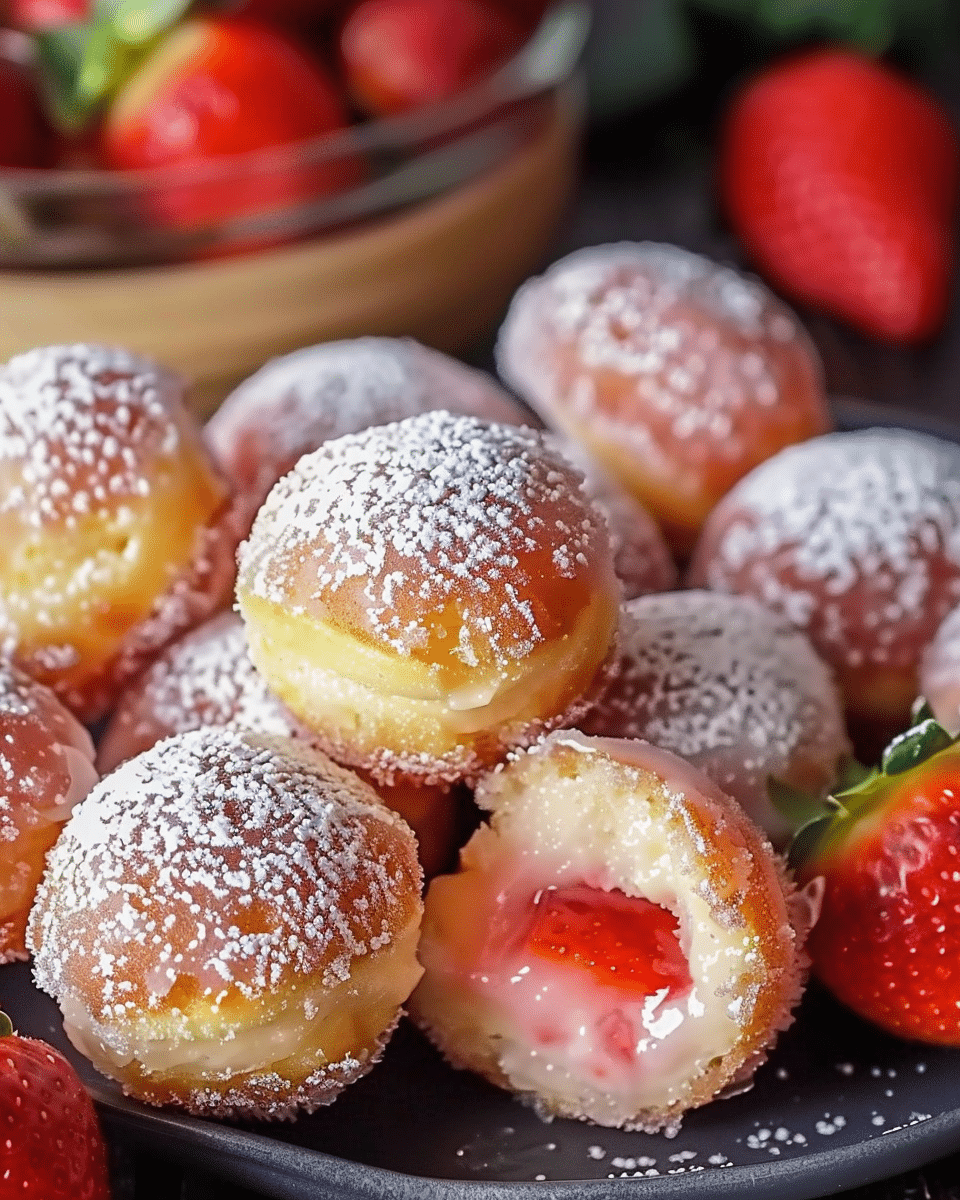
[7,242,960,1134]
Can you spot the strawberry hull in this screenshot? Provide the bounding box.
[800,735,960,1045]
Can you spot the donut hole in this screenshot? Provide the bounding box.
[496,243,829,552]
[242,584,616,786]
[30,730,425,1119]
[236,412,620,786]
[412,732,807,1131]
[0,663,98,963]
[5,443,230,712]
[61,929,422,1110]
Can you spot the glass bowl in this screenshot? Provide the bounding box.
[0,2,589,270]
[0,3,587,413]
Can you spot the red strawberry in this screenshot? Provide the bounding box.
[793,706,960,1044]
[720,49,960,344]
[0,1012,111,1199]
[0,54,53,167]
[339,0,524,117]
[100,15,357,231]
[8,0,88,30]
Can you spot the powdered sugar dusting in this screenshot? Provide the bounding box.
[97,612,298,772]
[581,592,849,842]
[206,338,530,526]
[497,242,821,457]
[0,342,238,720]
[0,661,95,846]
[29,728,420,1015]
[0,660,98,962]
[0,343,184,528]
[555,438,678,599]
[691,429,960,672]
[238,411,610,667]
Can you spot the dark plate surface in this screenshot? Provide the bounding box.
[3,397,960,1200]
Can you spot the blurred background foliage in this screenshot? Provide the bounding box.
[586,0,958,118]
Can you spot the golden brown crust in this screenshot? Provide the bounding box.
[411,733,809,1131]
[237,412,620,785]
[496,244,829,551]
[0,344,238,721]
[29,730,424,1119]
[0,662,98,962]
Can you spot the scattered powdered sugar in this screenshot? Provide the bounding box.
[29,728,419,1018]
[497,242,821,456]
[554,437,677,599]
[581,591,849,843]
[97,612,297,772]
[0,343,238,720]
[691,429,960,671]
[0,660,98,962]
[0,344,186,529]
[238,411,611,666]
[0,661,95,844]
[206,338,528,511]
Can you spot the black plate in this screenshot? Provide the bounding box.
[4,398,960,1200]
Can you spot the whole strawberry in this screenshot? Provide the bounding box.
[794,706,960,1044]
[0,1012,111,1199]
[339,0,524,116]
[99,15,357,233]
[8,0,88,30]
[720,49,960,344]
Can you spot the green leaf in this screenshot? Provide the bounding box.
[833,755,876,796]
[99,0,192,46]
[788,811,835,872]
[35,25,89,132]
[767,775,825,828]
[0,1012,12,1038]
[585,0,696,117]
[911,695,937,725]
[881,717,954,776]
[76,20,127,110]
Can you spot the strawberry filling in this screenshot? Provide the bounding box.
[525,885,692,999]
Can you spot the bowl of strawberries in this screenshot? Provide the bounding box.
[0,0,587,411]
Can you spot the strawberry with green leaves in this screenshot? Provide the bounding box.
[0,1012,111,1198]
[793,703,960,1045]
[99,14,356,231]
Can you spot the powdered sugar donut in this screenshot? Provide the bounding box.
[581,592,849,843]
[236,411,620,786]
[559,441,678,599]
[0,344,239,721]
[689,428,960,726]
[28,728,423,1119]
[0,662,98,963]
[97,612,458,876]
[96,612,295,773]
[920,605,960,733]
[410,731,814,1132]
[206,338,532,533]
[496,243,830,551]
